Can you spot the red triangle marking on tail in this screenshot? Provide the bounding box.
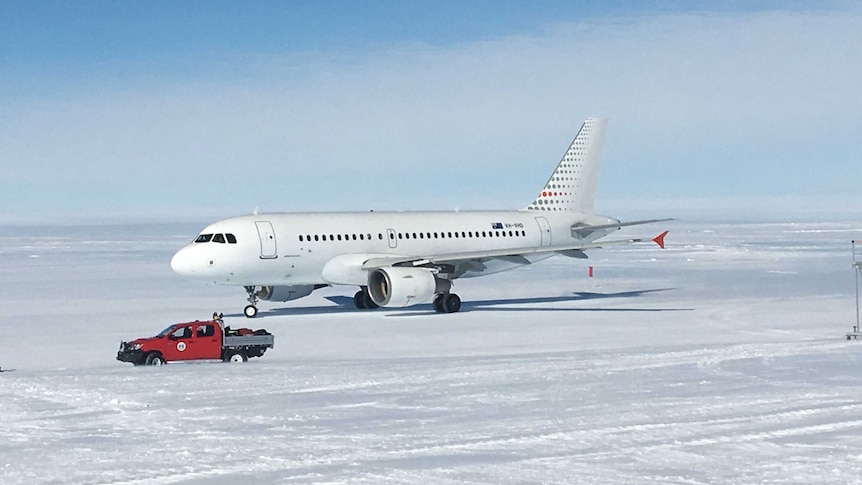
[652,230,669,249]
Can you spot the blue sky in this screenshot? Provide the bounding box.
[1,1,861,221]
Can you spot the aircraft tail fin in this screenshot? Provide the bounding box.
[525,118,608,214]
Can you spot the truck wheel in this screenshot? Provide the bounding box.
[145,353,165,366]
[225,350,248,363]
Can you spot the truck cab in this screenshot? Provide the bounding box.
[117,319,274,365]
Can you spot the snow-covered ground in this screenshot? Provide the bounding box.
[2,219,862,484]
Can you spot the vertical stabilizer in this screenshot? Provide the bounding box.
[525,118,608,214]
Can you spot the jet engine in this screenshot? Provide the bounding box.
[255,285,317,302]
[367,267,451,308]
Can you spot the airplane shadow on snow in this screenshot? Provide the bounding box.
[223,288,692,319]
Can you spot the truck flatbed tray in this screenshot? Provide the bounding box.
[224,335,274,347]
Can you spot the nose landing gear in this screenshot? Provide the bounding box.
[244,286,259,318]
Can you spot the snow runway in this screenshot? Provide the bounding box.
[2,220,862,484]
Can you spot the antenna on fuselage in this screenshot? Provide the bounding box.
[252,207,259,216]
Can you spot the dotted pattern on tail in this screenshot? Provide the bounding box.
[526,118,607,214]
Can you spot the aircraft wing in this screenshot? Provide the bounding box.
[362,229,670,271]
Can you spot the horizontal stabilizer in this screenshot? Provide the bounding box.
[572,218,674,239]
[652,230,669,249]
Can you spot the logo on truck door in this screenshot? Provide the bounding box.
[177,342,187,352]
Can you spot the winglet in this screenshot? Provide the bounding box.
[652,230,669,249]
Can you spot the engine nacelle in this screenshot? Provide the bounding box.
[256,285,316,302]
[367,267,451,308]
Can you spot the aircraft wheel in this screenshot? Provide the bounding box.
[244,305,258,318]
[442,293,461,313]
[432,294,445,313]
[354,291,367,309]
[362,291,379,309]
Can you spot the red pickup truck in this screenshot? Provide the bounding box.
[117,319,274,365]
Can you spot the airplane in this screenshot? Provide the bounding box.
[170,118,670,318]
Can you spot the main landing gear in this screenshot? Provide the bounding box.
[352,286,461,313]
[433,293,461,313]
[353,287,379,310]
[244,285,259,318]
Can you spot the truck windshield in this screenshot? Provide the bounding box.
[155,325,176,338]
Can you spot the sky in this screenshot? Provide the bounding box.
[1,1,861,221]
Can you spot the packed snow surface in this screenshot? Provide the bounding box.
[2,219,862,484]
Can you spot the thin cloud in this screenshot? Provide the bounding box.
[1,7,860,215]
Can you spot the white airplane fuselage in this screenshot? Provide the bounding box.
[171,210,618,287]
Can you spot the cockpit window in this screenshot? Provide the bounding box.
[195,234,213,243]
[226,233,237,244]
[213,234,226,243]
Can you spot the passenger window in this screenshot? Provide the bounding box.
[298,235,304,242]
[195,234,213,243]
[226,233,237,244]
[213,234,226,243]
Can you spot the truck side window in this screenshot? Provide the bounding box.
[171,326,193,339]
[197,325,215,337]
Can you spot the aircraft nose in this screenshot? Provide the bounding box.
[170,247,196,276]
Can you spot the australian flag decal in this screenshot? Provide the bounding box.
[491,222,504,229]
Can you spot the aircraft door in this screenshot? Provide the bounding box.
[535,217,552,247]
[386,228,398,249]
[255,221,278,259]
